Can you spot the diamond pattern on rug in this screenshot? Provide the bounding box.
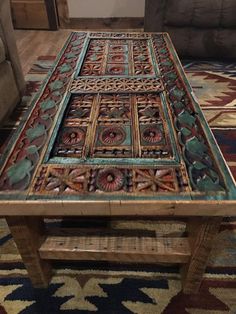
[0,281,34,314]
[212,129,236,162]
[202,109,236,128]
[187,72,236,107]
[123,280,181,314]
[210,287,236,313]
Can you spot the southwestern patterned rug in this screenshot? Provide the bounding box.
[0,57,236,314]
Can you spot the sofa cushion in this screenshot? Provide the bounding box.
[0,37,6,63]
[164,0,236,28]
[163,26,236,58]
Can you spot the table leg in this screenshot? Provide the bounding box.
[6,216,51,288]
[181,217,222,294]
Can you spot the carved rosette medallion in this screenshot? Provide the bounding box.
[96,168,125,192]
[99,127,126,146]
[141,126,163,144]
[62,128,85,146]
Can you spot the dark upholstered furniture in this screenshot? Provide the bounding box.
[144,0,236,58]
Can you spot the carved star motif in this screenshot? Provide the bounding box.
[134,169,177,192]
[46,168,89,193]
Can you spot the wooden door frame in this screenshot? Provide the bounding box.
[56,0,70,28]
[45,0,59,30]
[11,0,59,30]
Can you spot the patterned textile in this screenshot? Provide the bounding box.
[0,57,236,313]
[184,60,236,179]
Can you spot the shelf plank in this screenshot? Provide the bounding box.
[39,235,190,263]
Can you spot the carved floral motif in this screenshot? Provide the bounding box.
[32,166,186,195]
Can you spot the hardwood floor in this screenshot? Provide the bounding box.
[15,29,142,76]
[15,29,72,75]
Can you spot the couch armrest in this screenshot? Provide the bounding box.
[0,0,25,94]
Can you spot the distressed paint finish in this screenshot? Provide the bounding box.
[0,32,87,194]
[0,31,235,201]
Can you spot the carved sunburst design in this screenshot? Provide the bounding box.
[99,126,126,146]
[96,168,125,192]
[62,128,85,146]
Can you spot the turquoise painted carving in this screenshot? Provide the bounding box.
[26,124,46,142]
[7,159,32,186]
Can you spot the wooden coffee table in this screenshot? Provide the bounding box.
[0,32,235,294]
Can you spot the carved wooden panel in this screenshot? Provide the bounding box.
[51,93,173,160]
[0,32,235,203]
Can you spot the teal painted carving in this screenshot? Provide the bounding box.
[65,52,76,59]
[49,80,64,91]
[185,137,207,157]
[177,111,196,128]
[26,124,46,142]
[40,100,56,112]
[153,34,226,193]
[7,159,32,186]
[59,64,72,74]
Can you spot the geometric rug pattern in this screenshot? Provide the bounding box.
[0,57,236,313]
[185,60,236,180]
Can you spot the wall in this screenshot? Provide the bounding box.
[67,0,145,18]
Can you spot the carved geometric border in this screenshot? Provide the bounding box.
[70,77,163,93]
[31,165,189,196]
[89,32,152,39]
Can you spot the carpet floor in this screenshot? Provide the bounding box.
[0,57,236,314]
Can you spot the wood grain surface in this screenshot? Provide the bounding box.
[39,235,190,263]
[6,216,52,287]
[181,217,222,294]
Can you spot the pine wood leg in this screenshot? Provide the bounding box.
[181,217,222,294]
[6,216,52,288]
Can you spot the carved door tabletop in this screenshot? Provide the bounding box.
[0,32,235,216]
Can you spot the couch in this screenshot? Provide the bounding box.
[144,0,236,58]
[0,0,25,124]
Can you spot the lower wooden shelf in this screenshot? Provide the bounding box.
[7,217,221,293]
[39,235,190,264]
